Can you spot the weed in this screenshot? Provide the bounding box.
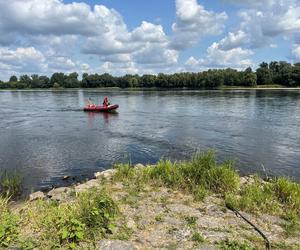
[219,239,254,250]
[155,213,164,222]
[191,231,204,243]
[185,216,197,228]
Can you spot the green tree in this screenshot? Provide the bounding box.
[256,62,272,85]
[9,75,18,82]
[243,67,257,87]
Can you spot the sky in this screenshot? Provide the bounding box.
[0,0,300,81]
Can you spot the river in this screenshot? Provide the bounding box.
[0,89,299,193]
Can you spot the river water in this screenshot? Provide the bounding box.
[0,89,299,193]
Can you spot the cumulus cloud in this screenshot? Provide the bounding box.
[0,47,47,73]
[0,46,90,80]
[171,0,228,49]
[0,0,103,39]
[220,0,300,50]
[185,42,253,71]
[291,44,300,61]
[218,30,249,50]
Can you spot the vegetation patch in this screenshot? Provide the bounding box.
[0,170,22,198]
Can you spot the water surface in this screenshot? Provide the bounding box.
[0,89,299,193]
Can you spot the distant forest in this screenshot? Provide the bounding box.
[1,61,300,89]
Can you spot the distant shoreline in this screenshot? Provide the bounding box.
[1,86,300,91]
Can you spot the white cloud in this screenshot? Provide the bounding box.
[171,0,228,49]
[0,46,90,80]
[291,44,300,61]
[224,0,277,8]
[0,0,103,38]
[224,0,300,49]
[218,30,249,50]
[131,21,168,43]
[185,42,253,70]
[99,61,139,76]
[0,47,47,73]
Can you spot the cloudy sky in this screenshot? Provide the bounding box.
[0,0,300,81]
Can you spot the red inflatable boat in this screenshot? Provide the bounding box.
[83,104,119,112]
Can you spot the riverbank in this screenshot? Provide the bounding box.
[1,86,300,91]
[1,152,299,249]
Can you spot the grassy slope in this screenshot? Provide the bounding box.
[1,151,299,249]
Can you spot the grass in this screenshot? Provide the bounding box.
[0,197,19,247]
[113,151,240,199]
[0,170,22,198]
[1,188,119,249]
[219,239,254,250]
[1,151,300,248]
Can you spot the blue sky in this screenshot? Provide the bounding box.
[0,0,300,81]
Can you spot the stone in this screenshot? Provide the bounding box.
[47,187,71,201]
[62,175,70,180]
[97,239,136,250]
[75,179,100,193]
[126,218,137,230]
[94,169,116,179]
[29,191,45,201]
[134,163,145,169]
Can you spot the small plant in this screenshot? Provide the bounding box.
[154,213,164,222]
[219,239,254,250]
[191,231,204,243]
[0,170,22,198]
[59,218,85,249]
[185,216,197,228]
[192,185,207,201]
[76,189,118,236]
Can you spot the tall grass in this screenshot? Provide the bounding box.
[114,151,240,199]
[0,170,22,198]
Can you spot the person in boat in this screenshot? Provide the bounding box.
[86,98,95,107]
[102,96,110,107]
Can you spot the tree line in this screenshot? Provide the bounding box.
[1,61,300,89]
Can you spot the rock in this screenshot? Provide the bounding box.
[75,179,100,193]
[134,163,145,169]
[62,175,70,180]
[29,191,45,201]
[94,169,116,179]
[47,187,71,201]
[97,239,136,250]
[126,218,137,230]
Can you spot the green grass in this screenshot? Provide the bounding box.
[113,151,240,199]
[0,197,19,247]
[191,231,204,243]
[219,239,254,250]
[1,188,119,249]
[0,170,22,198]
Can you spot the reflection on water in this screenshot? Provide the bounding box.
[0,89,300,193]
